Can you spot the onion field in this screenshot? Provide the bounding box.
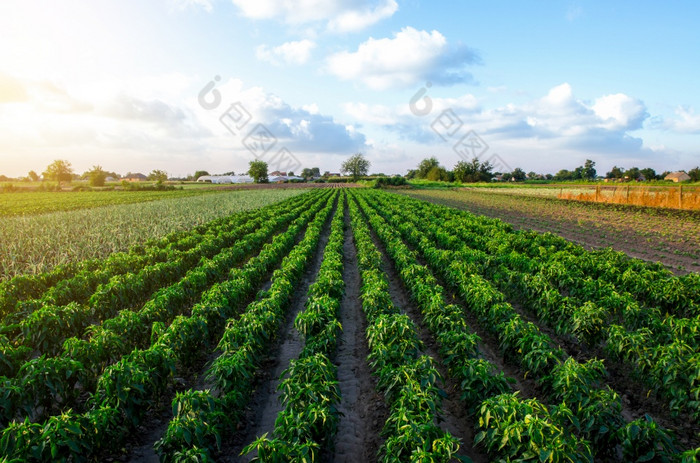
[0,188,698,462]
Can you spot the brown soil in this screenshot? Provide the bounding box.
[366,226,489,463]
[332,204,387,463]
[227,199,338,462]
[397,191,700,450]
[110,199,331,462]
[404,189,700,275]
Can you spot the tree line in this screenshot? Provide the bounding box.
[407,157,700,183]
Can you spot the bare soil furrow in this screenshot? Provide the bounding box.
[229,199,338,462]
[332,203,386,463]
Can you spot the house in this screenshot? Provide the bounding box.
[123,173,147,182]
[664,172,691,183]
[269,171,288,177]
[196,175,254,184]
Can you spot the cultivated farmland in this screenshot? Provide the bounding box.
[404,188,700,274]
[0,189,305,279]
[0,188,698,462]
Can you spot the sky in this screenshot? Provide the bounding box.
[1,0,699,178]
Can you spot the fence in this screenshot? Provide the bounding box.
[556,184,700,211]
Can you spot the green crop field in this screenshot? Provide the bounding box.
[0,188,698,462]
[0,189,305,279]
[0,189,221,216]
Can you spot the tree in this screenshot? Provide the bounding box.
[301,168,314,180]
[640,168,657,181]
[248,160,268,183]
[148,170,168,183]
[416,157,440,179]
[582,159,596,180]
[426,166,449,181]
[510,167,526,181]
[311,167,320,178]
[289,171,296,177]
[606,166,624,179]
[453,158,494,183]
[625,167,641,181]
[43,160,73,185]
[27,170,39,182]
[554,169,573,181]
[341,153,370,181]
[86,165,107,187]
[687,166,700,182]
[192,170,210,181]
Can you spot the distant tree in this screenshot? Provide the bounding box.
[426,166,449,181]
[453,158,494,183]
[289,171,296,177]
[416,157,440,179]
[405,169,417,179]
[341,153,370,181]
[453,160,475,182]
[606,166,624,179]
[687,166,700,182]
[311,167,320,178]
[148,169,168,183]
[86,165,107,187]
[248,160,268,183]
[545,173,554,180]
[659,171,671,180]
[625,167,641,181]
[301,168,314,180]
[193,170,210,180]
[220,171,235,176]
[640,168,657,181]
[582,159,596,180]
[479,160,494,181]
[27,170,39,182]
[554,169,574,181]
[43,160,73,185]
[510,167,526,181]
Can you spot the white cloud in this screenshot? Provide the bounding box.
[592,93,647,130]
[0,72,369,177]
[173,0,214,12]
[327,0,397,32]
[661,106,700,134]
[256,39,316,66]
[230,0,397,31]
[326,27,478,90]
[344,83,654,167]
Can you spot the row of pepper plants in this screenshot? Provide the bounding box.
[352,190,594,462]
[386,190,700,424]
[0,191,324,427]
[2,201,286,363]
[360,190,693,461]
[242,191,346,461]
[347,193,463,462]
[0,204,265,320]
[0,209,260,376]
[153,191,338,462]
[0,190,333,461]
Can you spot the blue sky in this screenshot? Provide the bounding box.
[1,0,698,177]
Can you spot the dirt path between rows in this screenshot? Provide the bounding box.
[358,203,489,463]
[332,201,387,463]
[120,199,333,462]
[228,200,338,462]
